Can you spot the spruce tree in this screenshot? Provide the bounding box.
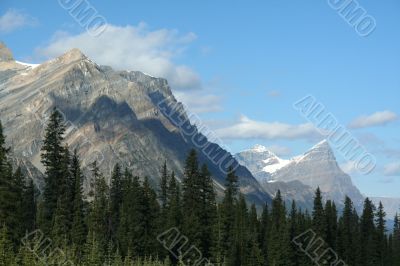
[198,164,217,259]
[324,200,338,250]
[259,202,269,266]
[359,198,378,266]
[268,190,290,266]
[375,201,387,266]
[110,163,123,239]
[0,121,15,233]
[21,178,36,233]
[312,187,325,239]
[159,161,168,210]
[393,214,400,265]
[88,161,109,254]
[40,108,67,234]
[70,150,86,252]
[220,166,238,261]
[0,226,15,266]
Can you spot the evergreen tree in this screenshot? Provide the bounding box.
[181,149,201,248]
[337,196,359,265]
[83,230,102,265]
[110,163,123,239]
[375,201,387,266]
[268,190,290,266]
[393,214,400,265]
[0,225,15,266]
[166,171,181,229]
[0,121,15,235]
[198,164,217,259]
[220,166,238,261]
[70,150,86,252]
[159,161,168,210]
[259,202,269,266]
[312,187,326,239]
[138,177,160,257]
[88,161,109,254]
[40,108,67,234]
[21,178,36,233]
[324,200,338,250]
[9,167,24,241]
[359,198,378,266]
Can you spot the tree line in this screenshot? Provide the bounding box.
[0,109,399,265]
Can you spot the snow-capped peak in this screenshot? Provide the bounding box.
[251,144,269,153]
[310,139,330,150]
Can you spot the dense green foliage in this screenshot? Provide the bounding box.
[0,110,399,265]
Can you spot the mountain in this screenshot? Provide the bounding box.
[0,42,271,205]
[236,140,365,210]
[371,197,400,220]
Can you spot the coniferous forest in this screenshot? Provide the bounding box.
[0,109,399,266]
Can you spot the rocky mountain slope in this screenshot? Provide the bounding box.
[236,140,365,210]
[0,42,271,205]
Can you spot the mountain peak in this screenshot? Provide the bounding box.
[312,139,329,149]
[251,144,270,153]
[58,48,87,63]
[0,42,14,62]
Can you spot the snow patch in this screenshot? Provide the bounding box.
[262,157,290,173]
[15,60,40,69]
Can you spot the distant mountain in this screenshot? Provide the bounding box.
[371,197,400,220]
[236,140,365,211]
[0,42,271,205]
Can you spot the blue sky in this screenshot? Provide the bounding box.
[1,0,399,197]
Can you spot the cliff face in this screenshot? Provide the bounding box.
[0,43,271,204]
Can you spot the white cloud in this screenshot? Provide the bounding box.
[0,9,37,33]
[215,115,320,140]
[384,162,400,176]
[35,23,201,90]
[348,110,398,129]
[174,91,222,114]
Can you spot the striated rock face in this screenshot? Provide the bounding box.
[237,140,365,211]
[0,43,271,205]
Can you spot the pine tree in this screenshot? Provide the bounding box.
[375,201,387,266]
[0,121,15,235]
[181,149,201,249]
[110,163,123,239]
[324,200,338,250]
[40,108,67,234]
[0,225,15,266]
[259,202,269,266]
[198,164,217,259]
[359,198,378,266]
[9,167,24,241]
[88,161,109,254]
[70,150,86,252]
[220,166,238,261]
[166,171,181,229]
[159,161,168,210]
[312,187,326,240]
[21,178,36,233]
[139,176,160,257]
[83,230,102,265]
[268,190,290,266]
[393,214,400,265]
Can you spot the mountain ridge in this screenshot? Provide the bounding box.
[236,140,365,211]
[0,43,271,205]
